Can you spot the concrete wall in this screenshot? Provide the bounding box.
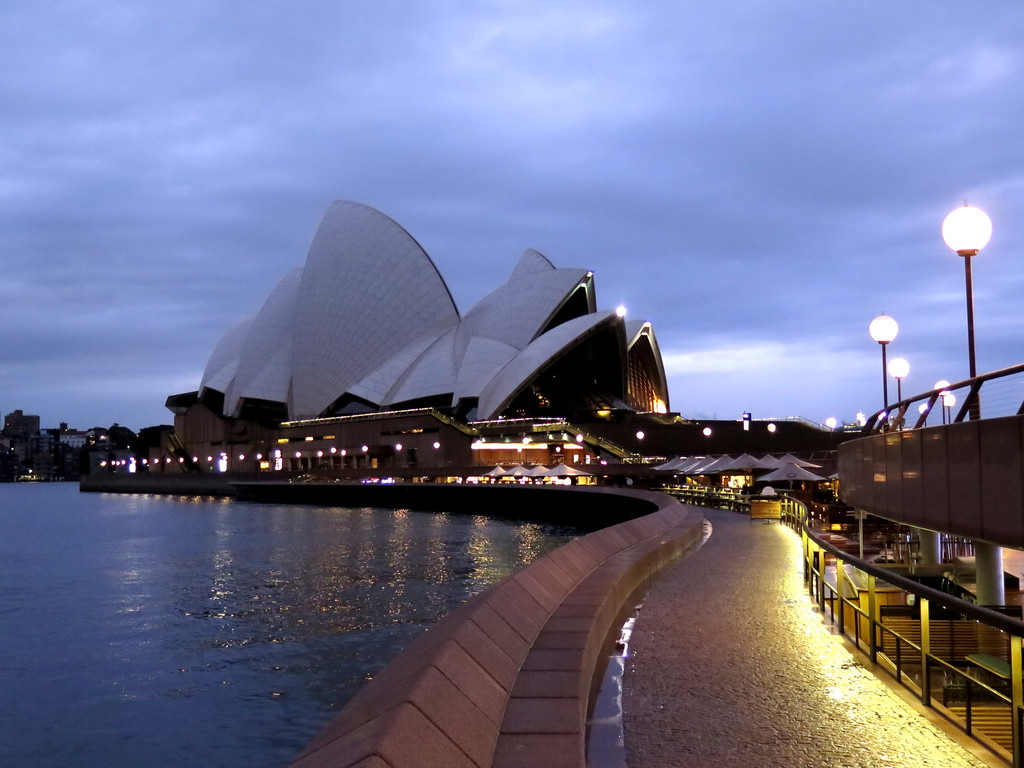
[838,414,1024,548]
[288,490,705,768]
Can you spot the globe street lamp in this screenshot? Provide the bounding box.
[934,379,951,424]
[887,357,909,428]
[869,314,899,411]
[943,391,957,424]
[942,204,991,418]
[887,357,910,403]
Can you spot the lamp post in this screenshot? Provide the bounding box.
[887,357,909,429]
[869,314,899,412]
[934,380,951,424]
[942,204,992,419]
[887,357,909,403]
[943,391,957,424]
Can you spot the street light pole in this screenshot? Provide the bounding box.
[869,314,899,416]
[888,357,909,427]
[942,205,992,419]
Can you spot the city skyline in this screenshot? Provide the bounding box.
[1,3,1022,431]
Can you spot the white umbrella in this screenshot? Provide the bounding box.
[672,457,709,474]
[508,465,533,477]
[656,456,702,471]
[541,464,593,477]
[654,456,687,471]
[762,453,821,469]
[680,456,718,474]
[757,462,826,483]
[527,464,551,477]
[718,453,774,471]
[481,465,510,477]
[695,455,736,474]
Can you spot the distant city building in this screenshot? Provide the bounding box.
[29,432,56,480]
[58,423,90,449]
[0,445,17,482]
[0,413,140,481]
[3,410,40,440]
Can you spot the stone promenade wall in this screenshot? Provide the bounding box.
[289,490,705,768]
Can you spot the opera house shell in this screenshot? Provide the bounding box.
[162,201,671,474]
[181,201,669,427]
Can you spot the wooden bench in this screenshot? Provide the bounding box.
[879,616,998,665]
[749,498,782,523]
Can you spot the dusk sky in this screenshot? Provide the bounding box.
[2,3,1022,432]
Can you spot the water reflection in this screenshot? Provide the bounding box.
[0,485,580,768]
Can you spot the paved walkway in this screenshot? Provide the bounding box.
[621,508,996,768]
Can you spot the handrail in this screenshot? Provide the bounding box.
[864,361,1024,435]
[803,519,1024,637]
[789,500,1024,765]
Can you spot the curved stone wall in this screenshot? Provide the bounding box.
[288,489,705,768]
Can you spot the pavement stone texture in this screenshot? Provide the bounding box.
[621,509,994,768]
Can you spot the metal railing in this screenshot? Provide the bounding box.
[864,362,1024,434]
[658,484,752,513]
[788,500,1024,766]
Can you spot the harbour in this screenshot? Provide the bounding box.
[0,483,580,768]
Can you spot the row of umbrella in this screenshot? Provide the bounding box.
[482,464,593,478]
[654,453,827,482]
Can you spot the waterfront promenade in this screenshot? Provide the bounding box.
[622,508,995,768]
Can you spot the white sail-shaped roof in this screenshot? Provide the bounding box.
[190,201,669,424]
[199,315,254,397]
[477,311,622,419]
[376,323,459,406]
[453,255,591,362]
[290,201,459,419]
[222,268,302,417]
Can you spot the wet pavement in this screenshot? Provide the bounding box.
[621,508,996,768]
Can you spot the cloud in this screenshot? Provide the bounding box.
[1,1,1022,430]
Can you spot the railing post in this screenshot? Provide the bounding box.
[868,573,878,664]
[1012,634,1023,768]
[919,597,931,705]
[836,561,846,636]
[803,531,812,589]
[817,548,826,614]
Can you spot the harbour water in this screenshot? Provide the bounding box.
[0,483,580,767]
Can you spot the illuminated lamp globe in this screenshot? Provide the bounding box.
[825,417,837,429]
[934,379,951,393]
[869,314,898,344]
[942,205,992,256]
[887,357,910,380]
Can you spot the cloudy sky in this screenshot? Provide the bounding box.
[1,2,1021,432]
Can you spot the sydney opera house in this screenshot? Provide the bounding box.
[164,201,673,474]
